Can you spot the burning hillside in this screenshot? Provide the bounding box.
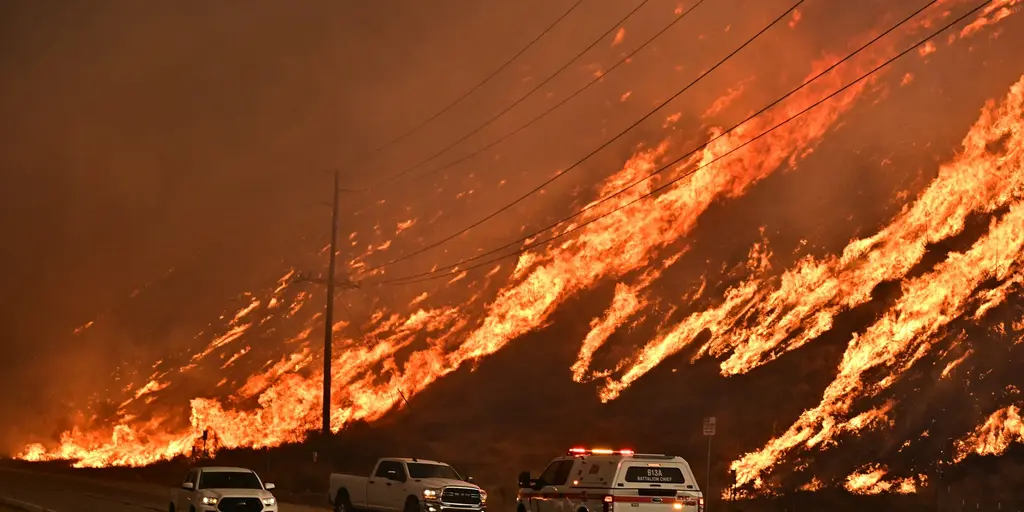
[10,0,1024,498]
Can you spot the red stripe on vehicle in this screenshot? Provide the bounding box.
[524,494,684,503]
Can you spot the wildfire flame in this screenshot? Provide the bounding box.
[954,405,1024,461]
[12,0,1024,497]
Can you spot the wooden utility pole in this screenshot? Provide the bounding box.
[323,168,340,436]
[291,169,360,437]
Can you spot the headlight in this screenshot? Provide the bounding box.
[262,497,277,506]
[480,491,487,504]
[423,488,441,500]
[201,496,219,505]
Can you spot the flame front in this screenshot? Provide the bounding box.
[954,405,1024,461]
[14,0,1024,496]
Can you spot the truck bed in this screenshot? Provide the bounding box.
[329,473,371,508]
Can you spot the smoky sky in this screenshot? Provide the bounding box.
[1,0,1023,456]
[0,0,578,447]
[0,0,674,451]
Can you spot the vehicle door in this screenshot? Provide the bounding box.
[177,469,197,511]
[368,460,404,511]
[524,461,555,512]
[546,460,577,512]
[385,462,412,511]
[531,459,574,512]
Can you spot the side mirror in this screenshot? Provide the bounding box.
[517,472,531,489]
[264,483,276,490]
[182,482,194,491]
[466,476,475,483]
[530,479,545,491]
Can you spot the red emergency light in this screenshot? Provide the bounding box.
[568,447,635,456]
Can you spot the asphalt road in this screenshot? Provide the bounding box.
[0,467,329,512]
[0,467,164,512]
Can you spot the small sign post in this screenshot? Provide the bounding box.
[703,417,716,512]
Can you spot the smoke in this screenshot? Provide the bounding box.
[2,0,1024,499]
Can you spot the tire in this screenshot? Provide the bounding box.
[335,491,354,512]
[404,497,421,512]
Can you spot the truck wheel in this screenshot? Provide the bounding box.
[404,496,421,512]
[335,491,354,512]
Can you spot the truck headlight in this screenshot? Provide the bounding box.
[480,491,487,504]
[262,497,277,506]
[201,496,219,505]
[423,489,441,501]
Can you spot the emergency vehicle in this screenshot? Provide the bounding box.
[516,448,704,512]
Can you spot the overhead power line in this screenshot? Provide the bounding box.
[370,0,985,286]
[392,0,711,185]
[372,0,658,186]
[362,0,795,273]
[354,0,588,163]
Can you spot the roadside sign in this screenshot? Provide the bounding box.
[703,417,716,436]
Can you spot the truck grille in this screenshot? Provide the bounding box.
[217,497,265,512]
[441,488,482,506]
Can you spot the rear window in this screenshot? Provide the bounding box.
[623,466,686,484]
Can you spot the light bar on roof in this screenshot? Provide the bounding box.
[567,448,635,456]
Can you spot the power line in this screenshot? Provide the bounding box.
[373,0,657,186]
[391,0,710,187]
[361,0,795,273]
[355,0,588,162]
[371,0,986,287]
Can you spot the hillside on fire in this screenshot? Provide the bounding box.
[2,0,1024,508]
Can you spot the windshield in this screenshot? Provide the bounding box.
[198,471,264,489]
[406,463,462,480]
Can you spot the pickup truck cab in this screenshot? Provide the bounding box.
[517,448,704,512]
[170,466,278,512]
[329,457,486,512]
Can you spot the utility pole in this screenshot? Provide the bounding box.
[323,168,339,436]
[703,417,716,512]
[291,168,361,437]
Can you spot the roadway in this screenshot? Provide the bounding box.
[0,466,329,512]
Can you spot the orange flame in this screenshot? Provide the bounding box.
[13,1,1020,479]
[954,405,1024,461]
[724,75,1024,488]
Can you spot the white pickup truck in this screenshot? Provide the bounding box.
[329,457,486,512]
[170,466,278,512]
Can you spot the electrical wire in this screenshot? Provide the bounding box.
[372,0,658,186]
[363,0,797,273]
[370,0,987,286]
[356,0,588,162]
[392,0,711,187]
